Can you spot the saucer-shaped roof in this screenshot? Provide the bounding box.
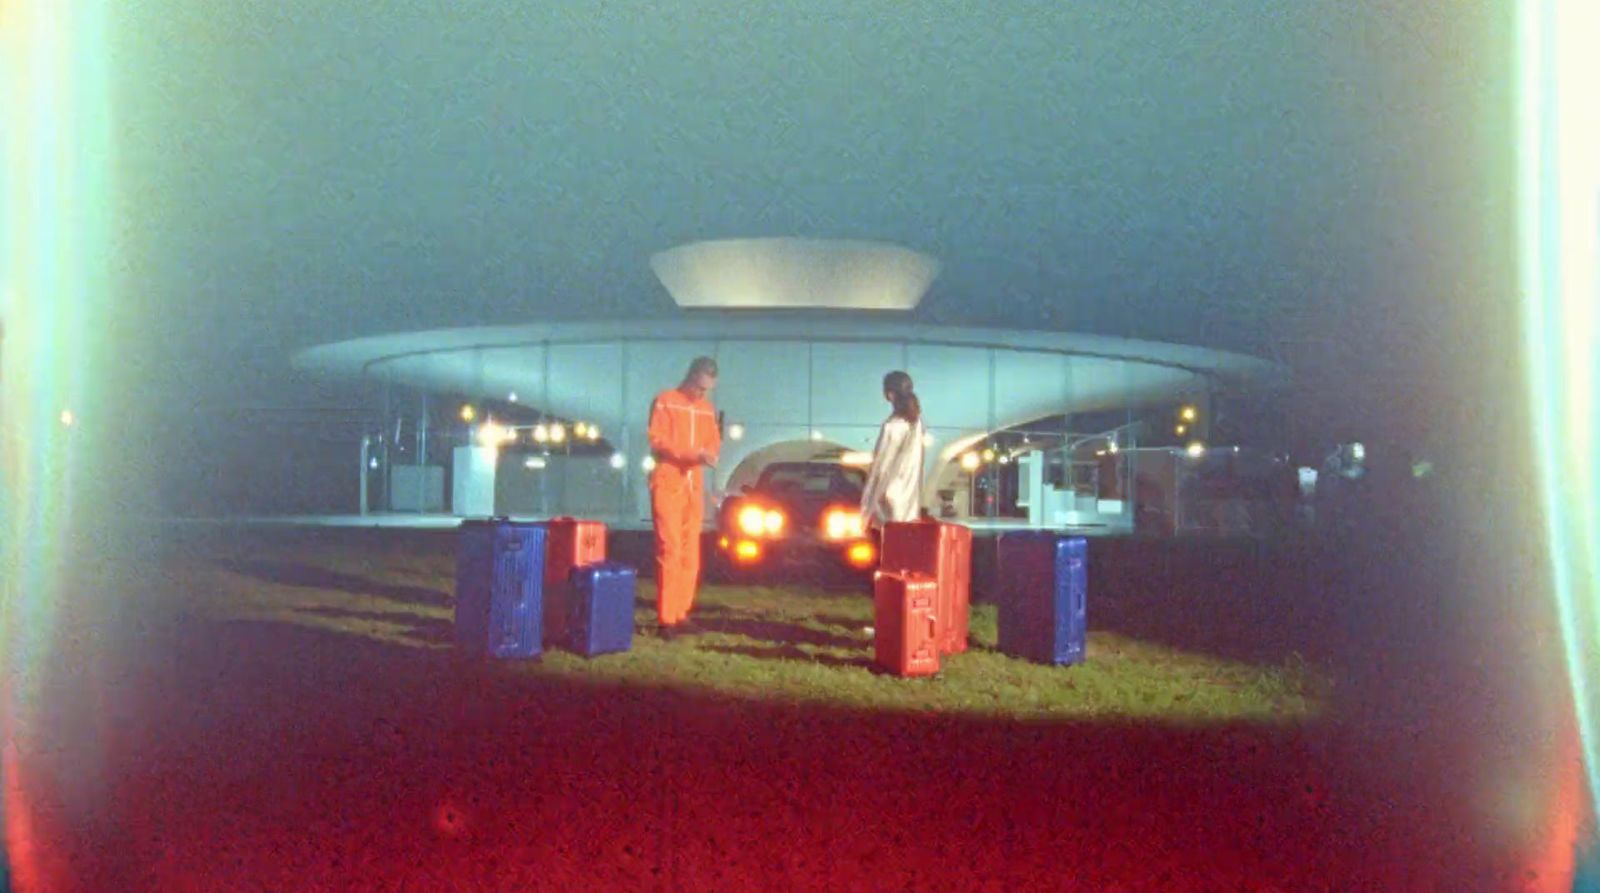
[649,238,940,311]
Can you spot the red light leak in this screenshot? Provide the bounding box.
[10,538,1597,891]
[3,738,44,892]
[2,724,82,893]
[1521,716,1590,893]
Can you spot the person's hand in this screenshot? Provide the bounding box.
[699,450,718,468]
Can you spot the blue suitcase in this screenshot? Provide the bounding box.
[565,562,637,657]
[996,532,1087,665]
[455,519,547,659]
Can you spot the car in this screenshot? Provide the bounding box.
[713,460,878,576]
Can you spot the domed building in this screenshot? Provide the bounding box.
[294,239,1286,531]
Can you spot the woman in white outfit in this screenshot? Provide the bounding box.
[860,370,926,531]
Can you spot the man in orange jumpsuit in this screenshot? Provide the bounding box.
[647,356,721,633]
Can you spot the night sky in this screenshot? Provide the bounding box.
[103,1,1518,512]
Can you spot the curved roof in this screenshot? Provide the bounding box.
[294,315,1284,447]
[293,313,1280,385]
[649,238,941,311]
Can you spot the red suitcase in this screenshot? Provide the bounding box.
[873,571,940,677]
[880,520,973,654]
[539,517,607,646]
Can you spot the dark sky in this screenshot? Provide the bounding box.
[109,1,1514,474]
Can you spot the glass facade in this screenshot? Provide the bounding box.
[341,331,1282,531]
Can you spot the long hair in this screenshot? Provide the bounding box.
[883,370,920,423]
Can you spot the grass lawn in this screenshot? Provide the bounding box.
[187,533,1327,725]
[20,528,1564,892]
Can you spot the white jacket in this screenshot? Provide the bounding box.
[860,415,925,528]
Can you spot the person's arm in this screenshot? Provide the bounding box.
[859,419,905,519]
[704,404,722,466]
[647,397,698,466]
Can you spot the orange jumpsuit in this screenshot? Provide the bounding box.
[647,387,720,626]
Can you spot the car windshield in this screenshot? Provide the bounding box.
[757,464,865,499]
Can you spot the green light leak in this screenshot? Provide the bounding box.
[1516,0,1600,815]
[1,0,114,716]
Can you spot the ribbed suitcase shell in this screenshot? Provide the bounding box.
[566,562,636,657]
[455,520,548,659]
[996,532,1087,665]
[880,520,973,654]
[873,571,941,677]
[537,518,607,646]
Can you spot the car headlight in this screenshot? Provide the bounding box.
[738,505,766,536]
[738,505,786,537]
[824,507,865,541]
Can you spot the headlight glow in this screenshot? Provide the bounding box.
[824,508,865,541]
[738,505,767,536]
[737,505,786,537]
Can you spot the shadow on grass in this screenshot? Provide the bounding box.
[219,558,452,608]
[698,643,874,671]
[813,613,872,631]
[709,568,872,595]
[291,606,456,645]
[689,611,862,650]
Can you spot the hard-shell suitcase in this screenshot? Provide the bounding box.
[880,520,973,654]
[872,571,941,677]
[996,532,1087,665]
[455,519,547,659]
[536,517,607,646]
[566,562,636,657]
